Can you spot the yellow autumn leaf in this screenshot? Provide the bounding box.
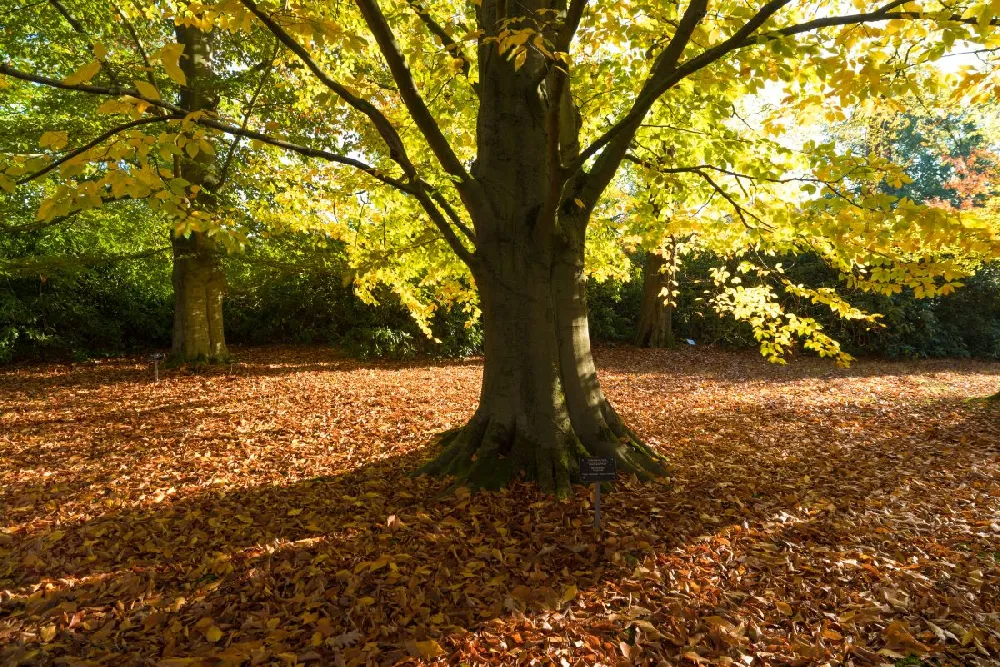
[40,131,69,151]
[157,43,187,86]
[97,99,129,115]
[368,554,392,571]
[62,60,101,85]
[134,79,161,101]
[356,596,376,607]
[775,601,793,615]
[93,42,107,60]
[286,508,303,516]
[561,584,578,604]
[205,625,223,642]
[40,624,57,642]
[514,48,527,71]
[412,639,445,659]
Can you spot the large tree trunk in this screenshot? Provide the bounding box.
[636,244,677,348]
[169,25,227,361]
[171,232,227,360]
[420,238,666,495]
[419,0,668,494]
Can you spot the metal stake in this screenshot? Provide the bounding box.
[594,482,601,530]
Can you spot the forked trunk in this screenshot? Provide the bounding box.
[419,0,667,493]
[636,249,676,348]
[171,232,227,361]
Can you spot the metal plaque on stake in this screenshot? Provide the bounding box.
[149,352,165,381]
[580,457,616,530]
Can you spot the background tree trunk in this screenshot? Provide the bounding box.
[171,232,227,360]
[636,241,677,348]
[169,25,227,361]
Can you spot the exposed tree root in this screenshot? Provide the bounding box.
[418,403,669,496]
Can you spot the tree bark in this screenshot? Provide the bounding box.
[636,243,677,348]
[420,237,666,495]
[169,25,228,361]
[419,23,667,494]
[171,232,227,360]
[412,0,670,494]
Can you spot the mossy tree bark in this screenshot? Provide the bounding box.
[636,241,677,349]
[417,10,667,495]
[169,25,228,362]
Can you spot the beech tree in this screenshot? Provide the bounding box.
[0,1,292,361]
[3,0,1000,493]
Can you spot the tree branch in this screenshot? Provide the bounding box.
[112,0,164,115]
[0,63,184,114]
[572,0,974,212]
[48,0,123,88]
[2,59,415,195]
[2,0,48,16]
[0,210,81,234]
[575,0,732,208]
[406,0,478,95]
[752,3,1000,45]
[429,189,476,242]
[534,0,591,234]
[237,0,418,178]
[0,61,479,262]
[17,115,180,184]
[410,184,477,267]
[353,0,471,185]
[0,246,170,275]
[217,40,278,189]
[554,0,589,54]
[577,0,988,196]
[192,117,415,193]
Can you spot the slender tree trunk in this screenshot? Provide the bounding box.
[636,242,677,348]
[169,25,227,361]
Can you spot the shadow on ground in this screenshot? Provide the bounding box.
[2,346,999,665]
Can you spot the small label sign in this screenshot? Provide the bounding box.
[580,456,617,483]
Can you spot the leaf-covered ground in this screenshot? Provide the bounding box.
[2,347,999,666]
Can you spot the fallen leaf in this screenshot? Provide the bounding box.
[408,639,445,659]
[884,620,930,654]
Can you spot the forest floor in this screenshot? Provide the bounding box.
[1,346,999,666]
